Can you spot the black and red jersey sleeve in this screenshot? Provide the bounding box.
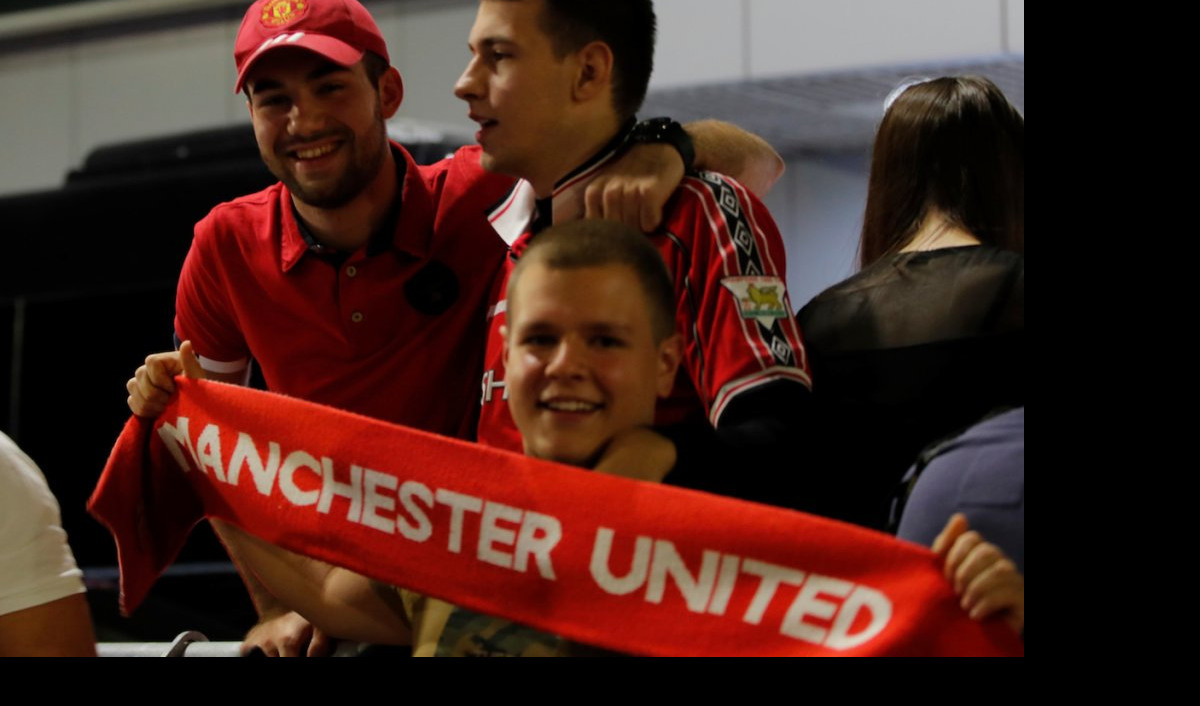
[653,173,816,510]
[658,172,811,425]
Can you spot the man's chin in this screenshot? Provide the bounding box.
[477,150,520,179]
[477,151,502,174]
[527,444,602,470]
[282,176,360,210]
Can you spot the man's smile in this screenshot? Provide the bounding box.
[291,142,341,160]
[539,397,603,414]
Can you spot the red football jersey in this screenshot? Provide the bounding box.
[476,151,810,453]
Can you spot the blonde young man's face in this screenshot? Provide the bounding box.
[503,262,681,467]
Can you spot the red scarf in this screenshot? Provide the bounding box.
[90,379,1021,656]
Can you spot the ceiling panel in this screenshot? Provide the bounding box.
[642,58,1024,156]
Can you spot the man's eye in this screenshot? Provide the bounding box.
[592,336,626,349]
[489,50,510,63]
[523,335,556,347]
[317,82,346,95]
[257,95,289,109]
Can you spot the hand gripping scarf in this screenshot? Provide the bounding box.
[89,379,1022,657]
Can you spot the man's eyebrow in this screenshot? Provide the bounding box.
[248,61,351,95]
[584,322,634,336]
[474,37,514,51]
[306,61,352,81]
[248,78,282,96]
[515,320,557,334]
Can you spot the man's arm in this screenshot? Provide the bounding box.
[225,535,332,657]
[688,119,786,196]
[1,434,96,657]
[0,594,96,658]
[210,520,413,646]
[594,380,811,511]
[584,120,785,233]
[594,172,810,510]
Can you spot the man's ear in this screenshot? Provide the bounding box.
[572,40,614,104]
[655,334,683,399]
[379,66,405,118]
[500,324,510,369]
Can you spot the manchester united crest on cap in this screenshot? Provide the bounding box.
[261,0,308,27]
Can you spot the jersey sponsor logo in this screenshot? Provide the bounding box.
[481,369,508,403]
[261,0,307,27]
[721,276,789,326]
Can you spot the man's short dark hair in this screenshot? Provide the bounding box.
[508,220,676,342]
[524,0,656,121]
[361,51,390,85]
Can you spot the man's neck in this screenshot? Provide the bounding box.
[292,147,400,253]
[527,114,625,199]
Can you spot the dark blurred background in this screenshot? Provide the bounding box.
[0,125,462,642]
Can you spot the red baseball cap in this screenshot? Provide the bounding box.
[233,0,390,93]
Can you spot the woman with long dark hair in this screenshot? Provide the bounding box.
[796,76,1024,531]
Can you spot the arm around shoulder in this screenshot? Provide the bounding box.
[685,120,785,198]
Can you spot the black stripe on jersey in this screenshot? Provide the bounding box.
[692,173,797,369]
[695,172,762,276]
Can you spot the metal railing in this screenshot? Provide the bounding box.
[97,631,240,657]
[97,631,370,657]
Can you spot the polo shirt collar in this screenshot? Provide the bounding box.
[280,143,428,271]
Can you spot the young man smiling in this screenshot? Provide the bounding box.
[460,0,812,500]
[502,221,683,470]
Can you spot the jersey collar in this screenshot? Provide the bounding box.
[488,118,637,255]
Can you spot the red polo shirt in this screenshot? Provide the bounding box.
[175,144,512,439]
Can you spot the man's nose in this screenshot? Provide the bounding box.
[545,339,586,379]
[287,96,328,136]
[453,59,482,102]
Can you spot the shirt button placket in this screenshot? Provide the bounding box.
[345,264,363,325]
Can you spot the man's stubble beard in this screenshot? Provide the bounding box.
[268,108,389,210]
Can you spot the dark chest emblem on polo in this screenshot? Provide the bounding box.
[405,260,459,316]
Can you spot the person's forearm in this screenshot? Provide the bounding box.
[0,594,96,657]
[661,380,810,509]
[685,120,785,197]
[211,519,412,645]
[228,550,288,620]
